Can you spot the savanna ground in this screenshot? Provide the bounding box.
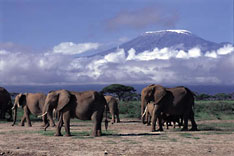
[0,101,234,156]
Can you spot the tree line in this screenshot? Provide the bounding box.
[101,84,234,101]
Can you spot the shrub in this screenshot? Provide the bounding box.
[118,101,141,118]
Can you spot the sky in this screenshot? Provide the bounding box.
[0,0,233,86]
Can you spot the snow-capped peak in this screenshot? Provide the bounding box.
[145,30,191,34]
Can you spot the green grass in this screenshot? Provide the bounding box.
[36,130,56,136]
[118,100,234,120]
[120,139,139,144]
[194,100,234,120]
[104,140,117,144]
[180,133,193,138]
[198,122,234,131]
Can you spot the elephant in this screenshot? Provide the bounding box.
[11,93,54,127]
[104,96,120,124]
[0,87,13,120]
[161,114,183,129]
[142,102,154,126]
[42,89,109,137]
[141,84,197,132]
[142,102,183,129]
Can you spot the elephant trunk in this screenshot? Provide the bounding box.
[42,102,51,131]
[11,103,17,126]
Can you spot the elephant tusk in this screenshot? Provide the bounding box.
[142,106,148,118]
[11,106,15,110]
[38,112,47,118]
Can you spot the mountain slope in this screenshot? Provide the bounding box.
[98,30,228,56]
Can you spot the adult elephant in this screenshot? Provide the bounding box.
[11,93,54,127]
[141,84,197,132]
[42,89,108,137]
[0,87,13,120]
[104,96,120,124]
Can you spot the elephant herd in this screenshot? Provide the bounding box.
[0,84,198,137]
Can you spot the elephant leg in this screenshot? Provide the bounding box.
[20,115,26,126]
[166,121,169,129]
[24,107,32,127]
[181,115,189,131]
[157,115,163,131]
[146,113,151,126]
[151,105,163,132]
[116,109,120,123]
[179,117,183,128]
[145,111,149,125]
[111,112,115,124]
[91,111,103,137]
[97,113,103,137]
[20,108,27,126]
[173,121,176,129]
[63,111,71,137]
[189,110,198,131]
[48,111,56,127]
[41,115,48,127]
[55,112,63,136]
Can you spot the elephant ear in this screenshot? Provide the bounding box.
[56,90,71,111]
[18,93,27,107]
[153,85,167,104]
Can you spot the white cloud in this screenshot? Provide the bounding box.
[0,43,233,85]
[188,47,201,58]
[104,49,125,63]
[52,42,100,55]
[217,44,234,55]
[0,50,9,55]
[204,51,217,58]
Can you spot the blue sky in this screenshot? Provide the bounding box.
[0,0,233,86]
[0,0,233,51]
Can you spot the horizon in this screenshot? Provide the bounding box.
[3,84,234,95]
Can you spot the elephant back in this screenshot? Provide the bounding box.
[0,87,11,103]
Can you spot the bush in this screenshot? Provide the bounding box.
[117,100,234,120]
[118,101,141,118]
[194,101,234,120]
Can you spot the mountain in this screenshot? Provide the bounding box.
[97,30,229,56]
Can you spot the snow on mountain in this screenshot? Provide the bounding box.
[145,29,191,34]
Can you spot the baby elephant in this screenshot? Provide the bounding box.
[143,102,183,129]
[142,102,154,126]
[12,93,54,127]
[104,96,120,124]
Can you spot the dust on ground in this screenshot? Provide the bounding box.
[0,118,234,156]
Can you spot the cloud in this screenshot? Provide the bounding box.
[52,42,100,55]
[106,6,179,30]
[217,44,234,55]
[0,43,233,85]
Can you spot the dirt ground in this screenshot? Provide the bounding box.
[0,119,234,156]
